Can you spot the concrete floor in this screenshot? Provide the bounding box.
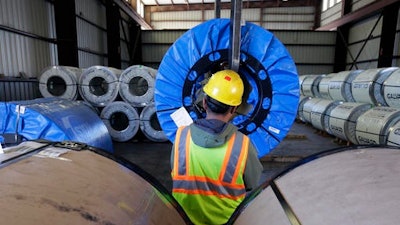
[114,120,346,192]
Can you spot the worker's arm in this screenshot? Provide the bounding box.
[243,143,263,191]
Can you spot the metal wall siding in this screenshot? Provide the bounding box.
[0,31,54,78]
[263,14,314,22]
[75,0,106,28]
[0,0,56,78]
[348,16,382,43]
[347,61,378,70]
[120,19,130,40]
[0,0,51,37]
[78,51,107,68]
[142,30,186,44]
[120,40,130,64]
[273,31,336,45]
[141,30,336,74]
[264,6,315,14]
[320,3,342,26]
[262,22,314,30]
[0,78,41,101]
[75,0,108,68]
[347,38,380,62]
[352,0,376,11]
[76,18,107,55]
[142,45,171,62]
[151,21,201,30]
[241,8,262,21]
[297,65,334,75]
[151,11,203,21]
[288,46,335,64]
[120,10,131,21]
[150,7,315,30]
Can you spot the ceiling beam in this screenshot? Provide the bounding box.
[147,0,315,12]
[317,0,399,31]
[113,0,153,29]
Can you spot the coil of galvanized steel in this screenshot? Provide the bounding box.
[382,68,400,108]
[327,102,372,144]
[119,65,156,107]
[0,141,189,225]
[318,73,336,100]
[301,74,325,98]
[297,95,312,123]
[328,70,363,102]
[139,103,168,142]
[79,66,121,107]
[356,106,400,145]
[301,98,323,124]
[351,67,398,106]
[39,66,82,101]
[309,99,342,134]
[229,146,400,225]
[100,101,140,142]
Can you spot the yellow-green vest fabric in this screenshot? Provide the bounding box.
[172,126,249,224]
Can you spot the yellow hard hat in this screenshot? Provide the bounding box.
[203,70,244,106]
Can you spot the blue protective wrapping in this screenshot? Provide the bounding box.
[0,98,113,152]
[155,19,299,158]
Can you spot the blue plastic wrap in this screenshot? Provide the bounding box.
[0,98,113,152]
[155,19,299,158]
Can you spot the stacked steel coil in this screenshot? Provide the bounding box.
[298,67,400,146]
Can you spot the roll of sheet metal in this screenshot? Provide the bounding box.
[301,98,323,124]
[318,73,335,100]
[230,146,400,225]
[387,120,400,147]
[351,67,398,106]
[100,101,140,142]
[328,70,363,102]
[328,102,372,144]
[310,99,342,134]
[0,141,189,225]
[155,19,299,158]
[140,103,168,142]
[297,95,312,123]
[0,98,113,152]
[355,106,400,145]
[39,66,82,101]
[119,65,156,107]
[299,75,313,96]
[301,74,325,98]
[382,68,400,108]
[79,66,121,107]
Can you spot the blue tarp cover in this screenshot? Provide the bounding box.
[0,98,113,152]
[155,19,299,157]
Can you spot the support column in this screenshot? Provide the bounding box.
[54,0,79,67]
[378,3,399,67]
[106,0,122,68]
[129,20,143,65]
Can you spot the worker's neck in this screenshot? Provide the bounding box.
[206,112,231,123]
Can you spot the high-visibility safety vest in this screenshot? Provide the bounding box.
[172,126,249,225]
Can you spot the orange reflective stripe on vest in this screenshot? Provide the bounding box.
[172,126,248,199]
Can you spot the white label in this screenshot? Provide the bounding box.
[37,148,69,158]
[170,107,193,127]
[0,144,3,154]
[15,105,26,114]
[269,126,280,134]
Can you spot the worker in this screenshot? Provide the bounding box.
[171,70,263,225]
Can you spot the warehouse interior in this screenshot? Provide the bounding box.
[1,0,400,224]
